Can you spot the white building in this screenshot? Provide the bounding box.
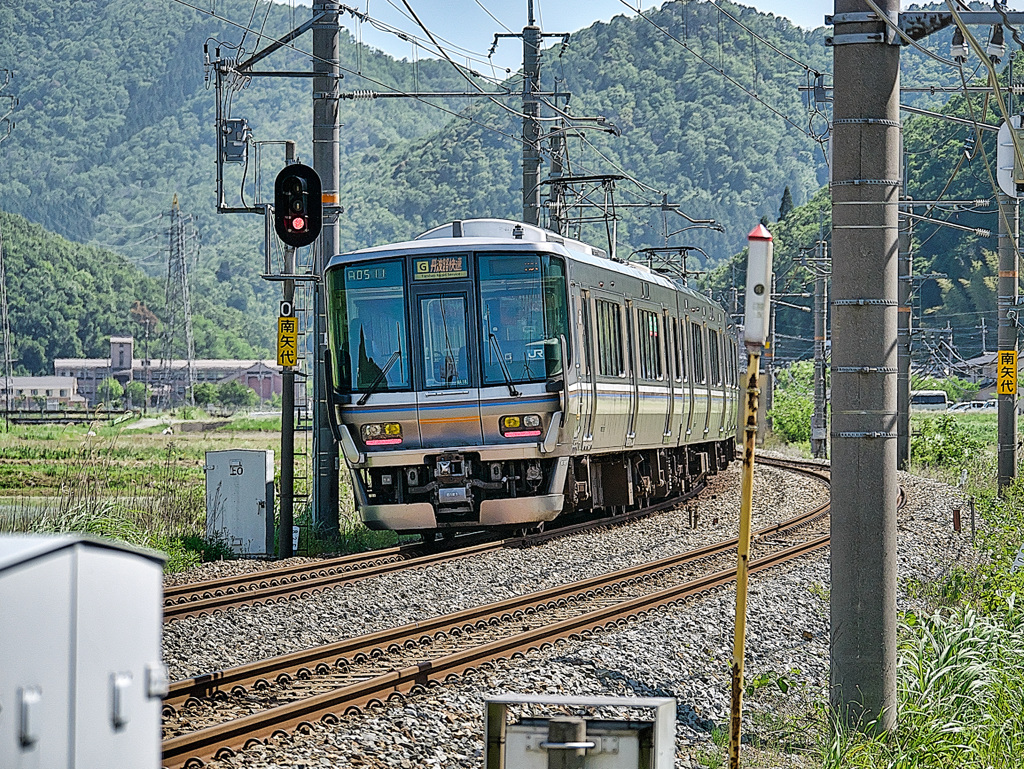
[54,337,282,406]
[0,376,85,410]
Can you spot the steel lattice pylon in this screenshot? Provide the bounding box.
[160,195,197,407]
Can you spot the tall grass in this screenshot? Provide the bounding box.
[817,420,1024,767]
[0,432,209,571]
[822,603,1024,768]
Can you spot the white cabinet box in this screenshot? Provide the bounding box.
[0,536,166,769]
[205,449,275,556]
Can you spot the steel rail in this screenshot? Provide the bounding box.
[162,475,717,622]
[163,540,506,621]
[161,533,830,768]
[163,468,828,710]
[163,544,417,603]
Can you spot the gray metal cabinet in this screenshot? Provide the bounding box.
[0,536,165,769]
[205,449,275,556]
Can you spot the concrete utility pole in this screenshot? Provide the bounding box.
[522,0,542,226]
[997,192,1018,492]
[312,0,341,535]
[897,209,912,470]
[810,241,830,459]
[830,0,899,731]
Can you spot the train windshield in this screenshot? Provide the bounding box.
[478,254,568,385]
[327,259,411,393]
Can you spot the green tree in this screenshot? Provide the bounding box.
[769,361,815,444]
[216,380,258,410]
[191,382,218,406]
[779,186,794,220]
[125,380,149,408]
[97,377,124,406]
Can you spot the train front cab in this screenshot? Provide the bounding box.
[325,237,578,533]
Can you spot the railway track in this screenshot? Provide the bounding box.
[161,456,834,769]
[164,472,721,623]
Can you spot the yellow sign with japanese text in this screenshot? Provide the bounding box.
[277,316,298,368]
[998,349,1017,395]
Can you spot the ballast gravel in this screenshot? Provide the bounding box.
[165,455,976,768]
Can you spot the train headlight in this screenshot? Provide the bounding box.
[361,422,403,445]
[500,414,542,437]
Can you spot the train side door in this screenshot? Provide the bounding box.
[679,314,694,443]
[412,288,483,447]
[577,289,595,448]
[625,300,638,447]
[662,309,675,443]
[688,319,711,439]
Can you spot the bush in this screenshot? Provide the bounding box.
[769,360,815,443]
[911,414,984,468]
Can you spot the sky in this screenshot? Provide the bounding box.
[326,1,1024,74]
[334,1,831,73]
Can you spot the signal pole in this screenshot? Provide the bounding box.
[830,0,899,731]
[279,143,298,559]
[997,191,1018,492]
[312,1,341,535]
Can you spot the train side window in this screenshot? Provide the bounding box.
[690,322,706,383]
[677,317,687,381]
[709,329,722,385]
[595,298,624,377]
[637,309,661,380]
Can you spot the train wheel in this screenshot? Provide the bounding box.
[420,530,439,545]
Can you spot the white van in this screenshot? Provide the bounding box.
[910,390,949,411]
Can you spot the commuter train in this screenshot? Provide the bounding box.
[324,218,740,536]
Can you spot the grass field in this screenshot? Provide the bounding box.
[0,411,391,570]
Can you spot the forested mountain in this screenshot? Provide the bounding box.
[706,83,1013,367]
[0,0,990,367]
[0,212,258,373]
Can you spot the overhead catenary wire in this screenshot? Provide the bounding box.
[179,0,708,245]
[861,0,960,68]
[615,0,816,140]
[175,0,543,154]
[708,0,818,75]
[397,0,565,123]
[951,59,1022,263]
[355,1,513,77]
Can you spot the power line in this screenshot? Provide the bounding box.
[708,0,818,75]
[615,0,814,139]
[473,0,514,35]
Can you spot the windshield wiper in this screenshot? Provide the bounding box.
[488,333,520,397]
[357,350,401,405]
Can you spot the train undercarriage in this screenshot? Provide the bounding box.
[354,439,735,534]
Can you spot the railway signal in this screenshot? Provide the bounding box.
[730,223,773,769]
[273,164,322,248]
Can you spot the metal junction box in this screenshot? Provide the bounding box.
[205,449,275,556]
[0,536,166,769]
[485,694,676,769]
